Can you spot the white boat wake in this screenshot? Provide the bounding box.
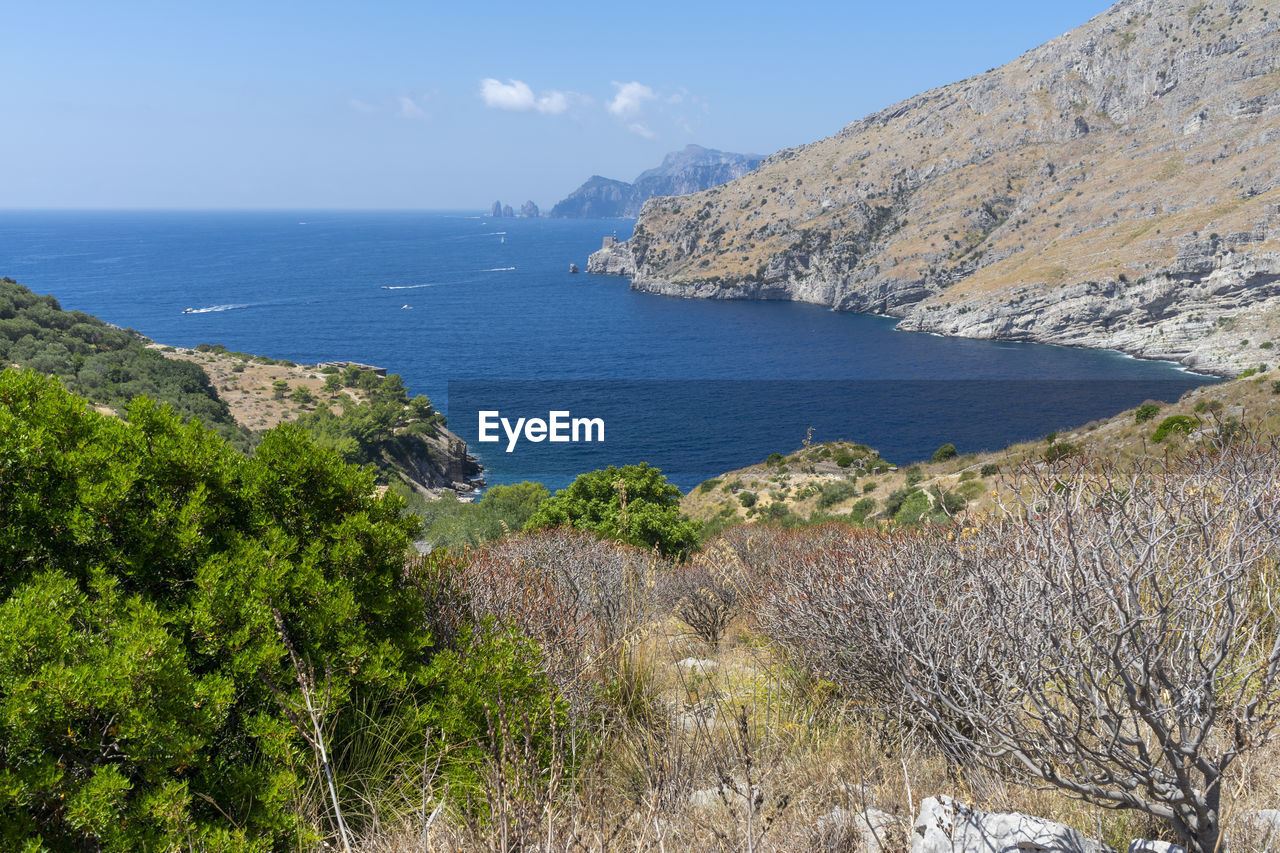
[182,304,249,314]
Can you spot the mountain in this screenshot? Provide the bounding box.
[550,145,763,218]
[604,0,1280,376]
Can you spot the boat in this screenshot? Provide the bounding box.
[182,308,195,314]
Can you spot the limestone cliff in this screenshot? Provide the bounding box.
[619,0,1280,375]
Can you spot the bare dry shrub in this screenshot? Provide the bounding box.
[754,437,1280,853]
[460,529,665,707]
[660,550,744,647]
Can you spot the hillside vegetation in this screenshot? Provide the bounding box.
[0,277,480,496]
[683,367,1278,528]
[0,277,240,443]
[7,367,1280,851]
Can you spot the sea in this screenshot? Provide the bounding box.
[0,210,1215,491]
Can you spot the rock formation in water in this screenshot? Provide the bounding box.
[608,0,1280,376]
[519,200,540,218]
[551,145,764,219]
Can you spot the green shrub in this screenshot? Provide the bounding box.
[739,491,758,508]
[1152,414,1199,443]
[863,481,877,493]
[0,369,434,850]
[816,479,858,510]
[525,463,700,559]
[959,479,987,500]
[1272,380,1280,395]
[835,452,856,468]
[1044,441,1079,462]
[849,497,877,523]
[766,452,785,466]
[905,466,924,487]
[698,478,722,494]
[931,443,958,463]
[1193,399,1223,414]
[1134,402,1161,423]
[1240,368,1259,378]
[959,470,976,482]
[892,490,933,525]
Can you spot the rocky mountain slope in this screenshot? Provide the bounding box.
[551,145,762,218]
[607,0,1280,376]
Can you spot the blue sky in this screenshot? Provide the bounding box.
[2,0,1112,210]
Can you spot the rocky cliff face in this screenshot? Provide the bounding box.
[619,0,1280,375]
[552,145,763,218]
[587,238,638,276]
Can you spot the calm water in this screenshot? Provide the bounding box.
[0,210,1212,489]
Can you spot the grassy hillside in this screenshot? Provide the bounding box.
[683,368,1279,527]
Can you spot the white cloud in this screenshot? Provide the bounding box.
[536,90,568,115]
[396,96,426,119]
[479,78,571,114]
[348,98,378,114]
[606,81,656,120]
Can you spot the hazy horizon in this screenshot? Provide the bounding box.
[4,1,1113,210]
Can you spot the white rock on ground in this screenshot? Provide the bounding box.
[912,795,1114,853]
[1127,841,1185,853]
[815,807,901,853]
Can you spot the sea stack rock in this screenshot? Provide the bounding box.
[587,234,637,277]
[490,200,503,218]
[501,204,514,218]
[569,263,580,274]
[519,200,540,218]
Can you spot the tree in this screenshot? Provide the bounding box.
[323,373,343,399]
[525,463,700,559]
[272,378,289,399]
[757,440,1280,853]
[931,442,957,462]
[293,384,315,405]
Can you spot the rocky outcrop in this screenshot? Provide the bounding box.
[912,796,1114,853]
[518,200,539,218]
[587,236,638,276]
[380,425,484,498]
[552,145,763,218]
[618,0,1280,375]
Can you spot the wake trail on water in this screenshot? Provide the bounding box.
[380,283,434,290]
[182,304,251,314]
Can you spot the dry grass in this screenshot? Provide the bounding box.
[151,344,364,430]
[343,600,1280,851]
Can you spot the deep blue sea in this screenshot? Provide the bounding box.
[0,210,1214,490]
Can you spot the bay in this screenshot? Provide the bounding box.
[0,210,1213,490]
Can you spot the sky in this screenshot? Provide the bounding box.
[1,0,1114,210]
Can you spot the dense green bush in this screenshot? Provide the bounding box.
[931,443,958,463]
[410,481,551,550]
[1153,414,1199,443]
[739,491,758,508]
[525,464,701,559]
[0,370,560,850]
[1134,402,1161,423]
